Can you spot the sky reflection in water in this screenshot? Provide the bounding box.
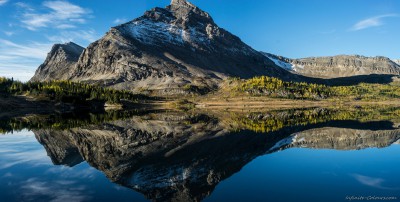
[1,110,400,202]
[0,130,147,202]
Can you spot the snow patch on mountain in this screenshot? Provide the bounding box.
[393,59,400,65]
[266,56,293,70]
[266,56,304,71]
[120,19,210,47]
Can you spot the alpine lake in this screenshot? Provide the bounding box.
[1,106,400,202]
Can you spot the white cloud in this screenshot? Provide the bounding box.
[0,38,52,81]
[3,31,14,36]
[56,24,76,29]
[0,131,51,168]
[0,0,9,6]
[113,18,127,24]
[0,1,96,81]
[18,1,91,31]
[352,174,400,190]
[15,2,34,11]
[21,178,92,202]
[47,29,98,43]
[0,39,50,59]
[350,14,398,31]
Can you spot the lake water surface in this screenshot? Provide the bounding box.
[1,108,400,202]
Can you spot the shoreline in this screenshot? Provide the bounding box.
[2,94,400,120]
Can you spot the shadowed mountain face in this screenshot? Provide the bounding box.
[31,108,400,202]
[264,52,400,79]
[32,0,286,94]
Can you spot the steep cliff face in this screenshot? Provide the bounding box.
[30,42,84,82]
[264,53,400,78]
[64,0,285,93]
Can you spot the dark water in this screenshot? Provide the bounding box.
[1,108,400,202]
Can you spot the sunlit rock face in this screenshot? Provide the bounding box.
[30,42,84,82]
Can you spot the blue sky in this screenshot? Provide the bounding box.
[0,0,399,81]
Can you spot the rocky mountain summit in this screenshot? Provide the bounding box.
[264,53,400,78]
[30,42,84,82]
[32,0,285,94]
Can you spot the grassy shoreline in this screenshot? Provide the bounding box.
[3,76,400,113]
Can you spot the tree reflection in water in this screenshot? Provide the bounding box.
[2,106,400,202]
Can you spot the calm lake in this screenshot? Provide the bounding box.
[1,107,400,202]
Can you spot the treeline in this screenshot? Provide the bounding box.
[234,76,400,100]
[0,77,147,104]
[235,76,331,99]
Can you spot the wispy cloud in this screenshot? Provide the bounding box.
[113,18,127,24]
[17,1,92,31]
[350,14,398,31]
[47,29,98,43]
[0,38,52,81]
[15,2,34,11]
[0,39,50,60]
[0,0,8,6]
[3,31,14,36]
[0,132,51,168]
[21,178,92,202]
[352,174,400,190]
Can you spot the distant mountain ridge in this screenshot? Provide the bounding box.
[263,52,400,78]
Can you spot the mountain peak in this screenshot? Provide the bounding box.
[30,42,84,82]
[167,0,213,26]
[64,41,79,47]
[170,0,195,8]
[171,0,189,5]
[53,42,84,59]
[115,1,218,50]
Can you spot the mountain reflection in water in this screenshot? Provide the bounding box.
[2,107,400,202]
